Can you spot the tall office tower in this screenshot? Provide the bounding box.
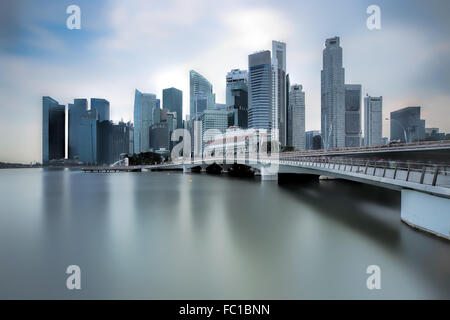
[306,130,321,150]
[272,40,287,146]
[344,84,362,147]
[200,110,228,151]
[162,87,183,129]
[321,36,345,149]
[149,122,170,152]
[91,98,110,122]
[134,89,157,154]
[42,96,65,164]
[288,84,306,150]
[286,74,291,146]
[68,98,87,159]
[190,70,215,119]
[364,95,383,146]
[390,106,425,143]
[248,50,272,130]
[228,88,248,128]
[226,69,248,108]
[271,58,279,141]
[78,109,98,164]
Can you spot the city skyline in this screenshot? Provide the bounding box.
[1,0,450,162]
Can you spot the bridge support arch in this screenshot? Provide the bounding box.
[183,165,191,173]
[401,190,450,240]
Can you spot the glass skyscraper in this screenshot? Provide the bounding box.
[364,95,383,146]
[91,98,110,122]
[189,70,215,119]
[344,84,362,147]
[68,98,87,159]
[134,89,157,154]
[42,96,65,164]
[163,87,183,129]
[226,69,248,108]
[321,37,345,149]
[288,84,306,150]
[78,109,98,164]
[272,40,287,146]
[248,50,272,130]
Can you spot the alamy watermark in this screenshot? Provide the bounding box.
[366,5,381,30]
[66,5,81,30]
[366,265,381,290]
[66,265,81,290]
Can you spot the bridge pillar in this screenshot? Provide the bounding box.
[261,167,278,181]
[401,189,450,240]
[183,165,191,173]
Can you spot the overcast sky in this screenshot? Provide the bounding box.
[1,0,449,163]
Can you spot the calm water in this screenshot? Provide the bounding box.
[0,168,449,299]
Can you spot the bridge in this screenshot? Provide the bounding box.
[84,141,450,240]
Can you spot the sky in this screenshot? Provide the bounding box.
[0,0,449,163]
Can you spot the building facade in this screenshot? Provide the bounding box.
[248,50,272,130]
[68,98,87,160]
[42,96,65,164]
[200,110,228,151]
[321,37,345,149]
[134,89,157,154]
[226,69,248,108]
[91,98,110,122]
[78,109,98,164]
[190,70,215,119]
[288,84,306,150]
[162,87,183,129]
[272,40,287,146]
[364,95,383,146]
[306,130,320,150]
[344,84,362,147]
[390,106,425,143]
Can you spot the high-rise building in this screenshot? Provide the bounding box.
[321,36,345,149]
[390,106,425,143]
[200,110,228,151]
[68,98,87,159]
[162,87,183,129]
[272,40,287,146]
[42,96,65,164]
[364,95,383,146]
[190,70,215,119]
[288,84,306,150]
[149,122,170,152]
[226,69,248,108]
[91,98,110,122]
[134,89,157,154]
[286,74,291,146]
[344,84,362,147]
[306,130,320,150]
[228,88,248,129]
[271,58,279,141]
[78,109,98,164]
[248,50,272,130]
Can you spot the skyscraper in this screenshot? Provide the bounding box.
[321,36,345,149]
[364,95,383,146]
[306,130,320,150]
[190,70,215,119]
[272,40,287,146]
[248,50,272,130]
[68,98,87,159]
[286,73,291,146]
[78,109,98,164]
[226,69,248,108]
[200,109,228,151]
[288,84,306,150]
[91,98,110,122]
[162,87,183,129]
[42,96,65,164]
[344,84,362,147]
[134,89,157,154]
[390,106,425,143]
[271,58,279,139]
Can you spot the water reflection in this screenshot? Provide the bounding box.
[0,169,448,299]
